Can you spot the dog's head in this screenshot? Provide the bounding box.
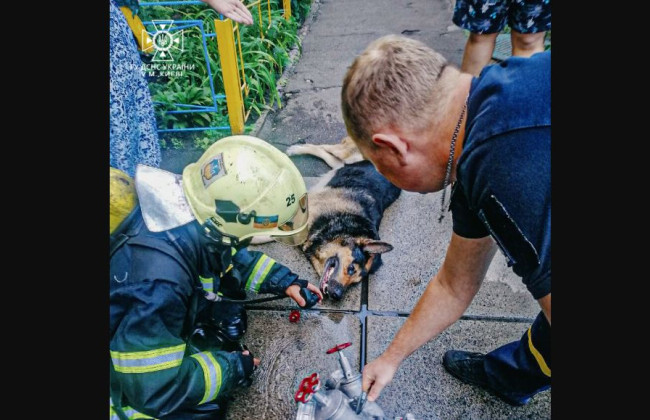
[308,237,393,300]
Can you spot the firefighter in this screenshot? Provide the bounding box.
[110,135,323,419]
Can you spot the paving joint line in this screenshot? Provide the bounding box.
[359,275,370,367]
[245,304,535,324]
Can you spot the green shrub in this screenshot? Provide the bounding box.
[137,1,313,148]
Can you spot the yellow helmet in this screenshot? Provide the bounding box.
[182,135,309,245]
[110,167,138,234]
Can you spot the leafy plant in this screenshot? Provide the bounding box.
[137,0,313,146]
[159,136,186,150]
[291,0,312,23]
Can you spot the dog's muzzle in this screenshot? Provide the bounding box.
[319,257,338,298]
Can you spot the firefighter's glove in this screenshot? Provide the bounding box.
[236,347,257,387]
[287,279,323,308]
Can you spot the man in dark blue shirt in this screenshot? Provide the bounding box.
[341,35,550,406]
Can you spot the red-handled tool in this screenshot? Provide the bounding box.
[326,342,357,381]
[326,342,351,354]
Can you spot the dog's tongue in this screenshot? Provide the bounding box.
[319,270,329,295]
[319,260,336,295]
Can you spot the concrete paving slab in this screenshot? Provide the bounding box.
[369,190,541,320]
[365,316,551,419]
[258,88,348,149]
[369,189,453,315]
[286,32,387,91]
[226,310,362,420]
[472,255,541,319]
[301,0,466,65]
[286,0,466,92]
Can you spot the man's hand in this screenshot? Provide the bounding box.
[241,349,260,367]
[286,282,323,307]
[361,354,400,402]
[236,349,260,387]
[201,0,254,25]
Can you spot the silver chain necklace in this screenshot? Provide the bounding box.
[438,97,468,223]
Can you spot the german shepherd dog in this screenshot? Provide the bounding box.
[283,137,401,300]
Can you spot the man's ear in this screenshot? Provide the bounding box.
[371,133,409,164]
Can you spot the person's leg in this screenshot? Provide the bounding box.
[508,0,551,58]
[510,30,546,57]
[461,32,499,76]
[444,311,550,405]
[452,0,509,76]
[483,311,551,403]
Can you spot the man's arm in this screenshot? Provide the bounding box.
[362,233,497,401]
[232,248,323,306]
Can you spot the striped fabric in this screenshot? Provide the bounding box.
[190,352,223,404]
[200,276,214,293]
[527,327,551,377]
[245,254,275,292]
[109,398,156,420]
[111,344,185,374]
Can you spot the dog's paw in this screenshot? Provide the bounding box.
[286,144,308,156]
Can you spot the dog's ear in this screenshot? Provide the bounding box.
[359,239,392,274]
[358,239,393,254]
